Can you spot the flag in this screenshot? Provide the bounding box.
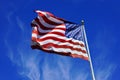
[31,10,89,60]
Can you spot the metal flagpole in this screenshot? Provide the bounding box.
[81,20,96,80]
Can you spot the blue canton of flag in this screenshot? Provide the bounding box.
[65,23,84,41]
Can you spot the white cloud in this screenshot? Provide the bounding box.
[91,25,117,80]
[18,50,40,80]
[96,64,116,80]
[75,72,89,80]
[5,13,41,80]
[41,56,71,80]
[58,57,71,80]
[94,53,116,80]
[6,40,41,80]
[42,62,60,80]
[16,17,25,32]
[6,12,14,25]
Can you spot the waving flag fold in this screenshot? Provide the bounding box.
[31,10,89,60]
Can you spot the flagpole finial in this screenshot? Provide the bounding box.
[81,20,84,25]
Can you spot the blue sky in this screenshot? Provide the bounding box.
[0,0,120,80]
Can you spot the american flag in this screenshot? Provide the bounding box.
[31,10,89,60]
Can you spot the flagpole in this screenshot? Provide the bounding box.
[81,20,96,80]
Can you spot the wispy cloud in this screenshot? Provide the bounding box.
[17,49,40,80]
[75,72,89,80]
[92,25,117,80]
[94,53,116,80]
[16,17,25,32]
[6,11,15,25]
[41,56,71,80]
[57,57,71,80]
[5,12,41,80]
[96,64,116,80]
[42,61,61,80]
[5,35,41,80]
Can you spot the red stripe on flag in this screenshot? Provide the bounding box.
[70,54,89,60]
[33,36,85,47]
[42,43,87,53]
[38,12,62,25]
[34,18,65,31]
[31,44,88,60]
[32,31,65,37]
